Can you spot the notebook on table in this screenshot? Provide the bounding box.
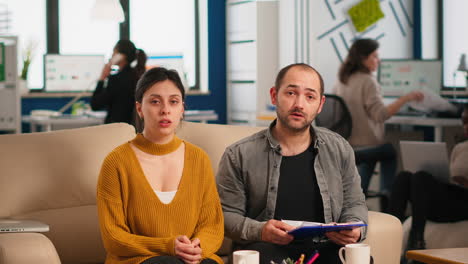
[399,141,451,183]
[0,219,49,233]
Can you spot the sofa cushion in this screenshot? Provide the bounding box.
[16,205,105,264]
[177,121,265,173]
[402,217,468,250]
[0,123,136,218]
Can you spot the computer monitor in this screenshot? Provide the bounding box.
[44,54,105,92]
[146,54,189,89]
[378,59,442,96]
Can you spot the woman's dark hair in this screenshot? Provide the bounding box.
[135,67,186,102]
[338,38,379,84]
[134,67,186,132]
[114,39,147,79]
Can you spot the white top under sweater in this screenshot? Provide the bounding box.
[154,190,177,204]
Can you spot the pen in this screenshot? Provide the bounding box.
[306,251,319,264]
[304,251,316,264]
[294,254,304,264]
[299,254,305,264]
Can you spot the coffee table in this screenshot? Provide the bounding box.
[406,248,468,264]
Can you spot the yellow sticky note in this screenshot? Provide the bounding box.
[348,0,385,32]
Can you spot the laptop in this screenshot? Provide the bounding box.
[399,141,451,183]
[0,219,49,233]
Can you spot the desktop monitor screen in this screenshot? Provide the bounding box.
[378,59,442,96]
[146,54,189,89]
[44,54,105,92]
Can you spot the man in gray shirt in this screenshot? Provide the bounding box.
[216,63,367,264]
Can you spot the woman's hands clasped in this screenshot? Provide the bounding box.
[175,235,202,264]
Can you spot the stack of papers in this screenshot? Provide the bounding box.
[84,110,107,118]
[407,88,458,113]
[185,110,215,116]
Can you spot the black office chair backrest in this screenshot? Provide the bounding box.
[317,94,388,208]
[315,94,352,140]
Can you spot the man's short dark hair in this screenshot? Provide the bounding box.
[274,63,324,96]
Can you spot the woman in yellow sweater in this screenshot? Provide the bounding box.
[97,67,224,264]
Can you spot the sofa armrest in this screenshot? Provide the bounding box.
[0,233,61,264]
[363,211,403,264]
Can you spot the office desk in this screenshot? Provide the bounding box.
[406,248,468,264]
[22,115,105,132]
[386,116,461,142]
[184,111,218,123]
[22,111,218,132]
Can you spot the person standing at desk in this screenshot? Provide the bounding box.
[91,39,147,125]
[334,38,423,198]
[388,105,468,251]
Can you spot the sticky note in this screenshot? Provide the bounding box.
[348,0,385,32]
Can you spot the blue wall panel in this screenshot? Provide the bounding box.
[185,0,227,124]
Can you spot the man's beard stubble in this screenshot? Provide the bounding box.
[276,107,313,133]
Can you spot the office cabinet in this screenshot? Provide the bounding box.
[0,36,20,134]
[226,0,278,125]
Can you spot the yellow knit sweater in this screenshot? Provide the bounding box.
[97,134,224,264]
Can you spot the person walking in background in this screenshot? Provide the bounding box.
[91,39,147,125]
[97,67,224,264]
[333,38,423,199]
[388,105,468,251]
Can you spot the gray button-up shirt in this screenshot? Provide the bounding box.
[216,121,368,243]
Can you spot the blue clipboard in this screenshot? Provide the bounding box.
[287,222,367,239]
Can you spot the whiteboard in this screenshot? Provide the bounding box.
[378,60,442,96]
[44,54,105,92]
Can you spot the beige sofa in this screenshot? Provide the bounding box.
[0,122,403,264]
[402,218,468,251]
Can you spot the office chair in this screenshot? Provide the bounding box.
[315,94,352,139]
[316,94,388,211]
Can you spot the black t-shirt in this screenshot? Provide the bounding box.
[274,145,325,223]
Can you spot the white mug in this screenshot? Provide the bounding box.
[339,243,371,264]
[233,250,260,264]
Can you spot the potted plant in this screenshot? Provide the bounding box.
[19,40,37,94]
